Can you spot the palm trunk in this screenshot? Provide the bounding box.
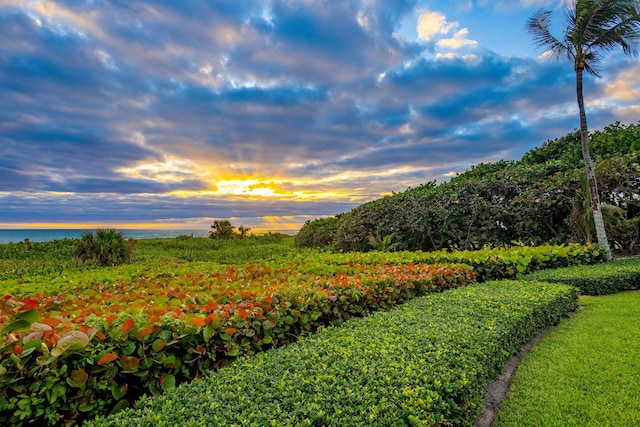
[576,67,612,260]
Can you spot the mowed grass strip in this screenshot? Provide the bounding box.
[494,290,640,427]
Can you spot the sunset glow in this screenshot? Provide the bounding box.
[214,179,280,198]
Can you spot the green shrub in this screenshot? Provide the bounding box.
[87,280,578,427]
[208,220,236,240]
[0,264,475,426]
[525,257,640,295]
[295,216,339,248]
[290,243,605,282]
[252,231,287,243]
[72,229,134,266]
[304,123,640,254]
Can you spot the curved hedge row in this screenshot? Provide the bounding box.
[525,256,640,295]
[88,280,578,427]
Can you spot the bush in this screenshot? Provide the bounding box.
[208,220,236,240]
[87,280,578,427]
[253,232,287,244]
[295,217,339,248]
[0,263,475,426]
[525,257,640,295]
[302,123,640,254]
[72,229,133,266]
[290,243,605,282]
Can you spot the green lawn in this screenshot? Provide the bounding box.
[494,290,640,427]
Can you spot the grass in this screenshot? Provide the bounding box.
[494,290,640,427]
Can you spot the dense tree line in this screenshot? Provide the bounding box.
[296,122,640,254]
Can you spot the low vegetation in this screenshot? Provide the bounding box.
[0,235,299,296]
[0,239,83,281]
[135,233,297,264]
[525,256,640,295]
[0,240,602,425]
[87,280,579,427]
[289,243,604,282]
[1,251,476,424]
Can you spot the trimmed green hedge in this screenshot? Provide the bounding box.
[525,257,640,295]
[88,281,578,427]
[291,243,605,282]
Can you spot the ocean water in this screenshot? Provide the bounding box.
[0,229,209,244]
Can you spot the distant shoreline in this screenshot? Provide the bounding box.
[0,229,296,244]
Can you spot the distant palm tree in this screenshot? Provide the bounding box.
[527,0,640,260]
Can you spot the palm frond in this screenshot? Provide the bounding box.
[526,9,570,59]
[568,0,640,75]
[572,0,595,43]
[592,13,640,56]
[583,57,601,76]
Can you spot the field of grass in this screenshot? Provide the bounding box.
[494,290,640,427]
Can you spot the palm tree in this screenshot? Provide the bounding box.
[527,0,640,260]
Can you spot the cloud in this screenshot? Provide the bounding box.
[604,67,640,103]
[438,28,478,49]
[417,10,458,42]
[0,191,355,225]
[416,8,477,52]
[479,0,570,9]
[0,1,638,231]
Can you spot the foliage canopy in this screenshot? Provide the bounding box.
[297,122,640,254]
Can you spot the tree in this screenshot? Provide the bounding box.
[237,225,252,239]
[209,220,236,240]
[527,0,640,260]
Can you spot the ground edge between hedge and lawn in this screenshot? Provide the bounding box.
[88,280,579,427]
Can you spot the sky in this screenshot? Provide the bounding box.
[1,0,639,233]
